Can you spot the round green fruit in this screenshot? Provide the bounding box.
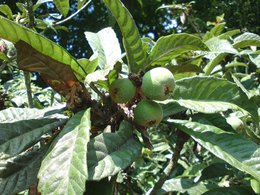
[141,67,175,101]
[109,78,136,103]
[134,100,163,127]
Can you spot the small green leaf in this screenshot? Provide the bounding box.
[103,0,146,73]
[53,0,70,16]
[170,119,260,182]
[218,29,240,39]
[0,5,13,19]
[38,109,91,195]
[249,53,260,68]
[87,121,142,180]
[84,27,121,69]
[233,33,260,48]
[147,33,208,67]
[77,0,87,9]
[77,57,98,74]
[203,23,226,42]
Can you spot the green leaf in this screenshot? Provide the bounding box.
[203,23,226,42]
[53,0,70,16]
[172,76,258,122]
[87,121,142,180]
[103,0,146,73]
[0,119,66,158]
[147,33,208,66]
[163,99,249,116]
[0,17,86,82]
[77,57,99,74]
[249,53,260,68]
[156,178,215,195]
[38,109,91,195]
[0,5,13,19]
[84,27,121,69]
[233,33,260,48]
[202,187,255,195]
[218,29,240,40]
[77,0,87,9]
[0,106,66,123]
[205,37,238,54]
[203,53,227,75]
[170,119,260,182]
[0,145,49,195]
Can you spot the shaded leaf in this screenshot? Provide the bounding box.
[202,187,255,195]
[147,33,208,66]
[0,119,66,158]
[103,0,146,73]
[249,53,260,68]
[77,57,98,74]
[233,33,260,48]
[87,121,142,180]
[53,0,70,16]
[0,145,49,195]
[16,41,79,97]
[84,27,121,69]
[155,178,215,195]
[38,109,91,195]
[0,105,66,123]
[0,16,86,81]
[170,119,260,182]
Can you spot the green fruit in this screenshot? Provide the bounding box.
[134,100,163,127]
[141,67,175,101]
[109,78,136,103]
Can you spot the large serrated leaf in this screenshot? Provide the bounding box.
[53,0,70,16]
[0,119,66,158]
[0,145,49,195]
[103,0,146,73]
[147,33,208,66]
[38,109,91,195]
[205,37,238,54]
[233,33,260,48]
[0,105,66,123]
[87,121,142,180]
[0,16,86,81]
[172,76,258,122]
[170,119,260,182]
[84,27,121,69]
[162,99,249,115]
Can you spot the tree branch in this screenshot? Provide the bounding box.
[149,130,189,195]
[53,0,92,26]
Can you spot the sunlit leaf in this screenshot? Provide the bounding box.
[38,109,91,195]
[0,16,86,81]
[147,33,208,66]
[172,76,258,122]
[84,27,121,69]
[233,33,260,48]
[103,0,146,73]
[0,5,13,19]
[170,119,260,182]
[53,0,70,16]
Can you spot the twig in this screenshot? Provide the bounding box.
[149,130,189,195]
[53,0,92,26]
[24,0,35,108]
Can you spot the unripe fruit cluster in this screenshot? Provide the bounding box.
[108,67,175,128]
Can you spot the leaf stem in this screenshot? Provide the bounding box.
[53,0,92,26]
[149,130,189,195]
[23,71,34,108]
